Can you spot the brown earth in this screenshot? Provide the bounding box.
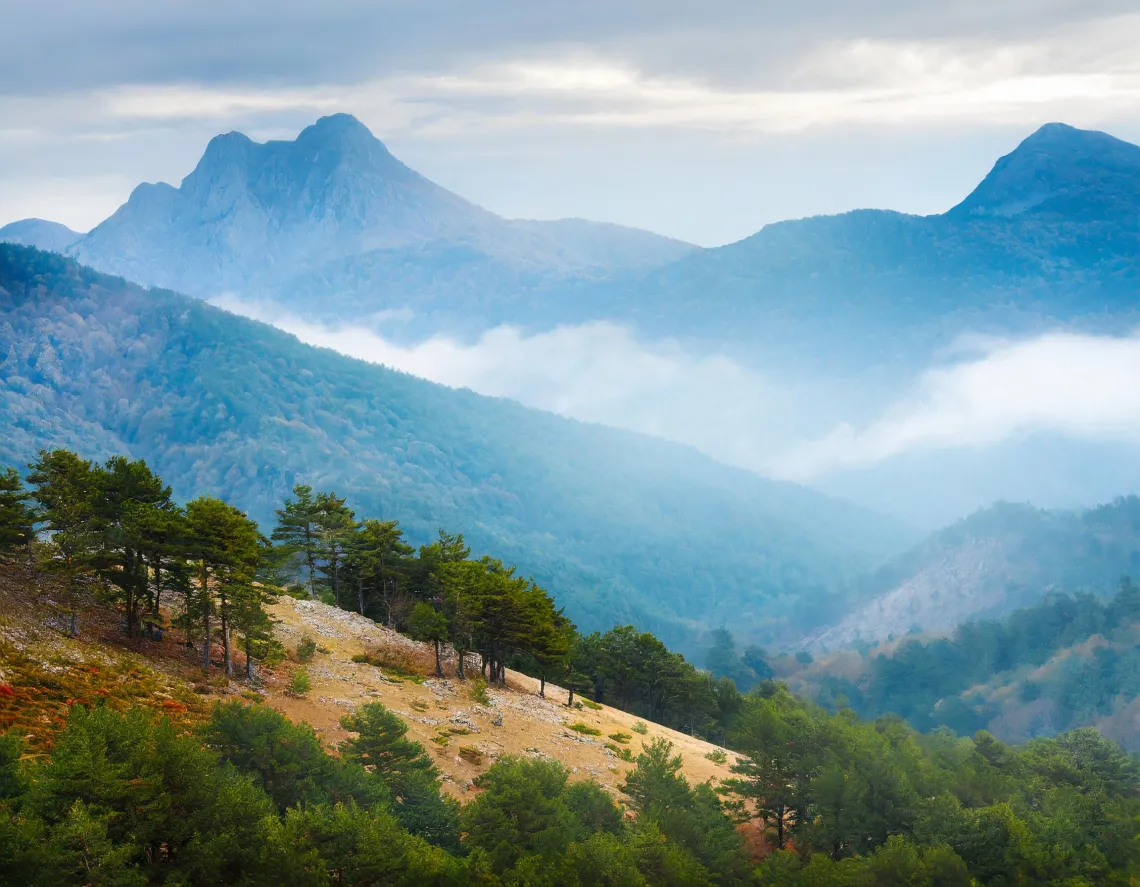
[263,594,741,798]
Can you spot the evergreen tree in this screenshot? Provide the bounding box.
[407,602,449,678]
[0,467,33,559]
[186,497,262,675]
[26,449,101,635]
[270,484,322,599]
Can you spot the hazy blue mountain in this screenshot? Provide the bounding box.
[52,114,694,332]
[0,244,913,653]
[618,123,1140,368]
[802,496,1140,652]
[0,218,83,253]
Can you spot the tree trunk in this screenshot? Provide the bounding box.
[433,639,443,678]
[457,650,466,680]
[245,635,254,680]
[539,675,545,698]
[307,550,317,600]
[201,561,211,671]
[153,561,163,616]
[357,575,365,616]
[221,588,232,677]
[567,686,574,707]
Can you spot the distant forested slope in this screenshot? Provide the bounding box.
[802,498,1140,651]
[0,245,910,652]
[788,579,1140,750]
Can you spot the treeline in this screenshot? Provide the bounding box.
[1,451,742,738]
[813,579,1140,734]
[0,451,274,677]
[269,483,750,740]
[4,691,1138,885]
[0,700,753,886]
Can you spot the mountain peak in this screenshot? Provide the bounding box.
[949,122,1140,221]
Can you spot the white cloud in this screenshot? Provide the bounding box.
[211,295,800,468]
[212,300,1140,492]
[780,331,1140,480]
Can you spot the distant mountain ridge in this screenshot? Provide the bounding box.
[1,114,695,334]
[5,118,1137,354]
[0,218,83,253]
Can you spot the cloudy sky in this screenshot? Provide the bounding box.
[5,0,1140,245]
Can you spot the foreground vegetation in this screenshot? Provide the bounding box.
[2,691,1138,885]
[3,447,1140,883]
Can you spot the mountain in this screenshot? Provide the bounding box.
[948,122,1140,221]
[13,120,1140,355]
[0,244,912,652]
[52,113,695,333]
[801,497,1140,652]
[0,218,83,252]
[616,123,1140,368]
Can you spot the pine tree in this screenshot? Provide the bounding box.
[27,449,100,636]
[0,467,33,559]
[187,497,262,675]
[407,602,448,678]
[314,491,358,608]
[271,484,322,599]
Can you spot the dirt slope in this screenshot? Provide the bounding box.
[263,595,739,798]
[0,566,738,798]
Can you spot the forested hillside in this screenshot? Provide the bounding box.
[787,578,1140,749]
[802,498,1140,651]
[0,245,909,651]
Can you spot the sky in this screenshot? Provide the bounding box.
[5,1,1140,245]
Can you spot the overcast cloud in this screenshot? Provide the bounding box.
[4,1,1140,242]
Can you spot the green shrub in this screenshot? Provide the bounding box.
[288,668,311,696]
[631,721,648,735]
[569,722,602,736]
[579,698,602,710]
[705,748,728,765]
[608,732,631,744]
[470,678,491,706]
[297,635,317,663]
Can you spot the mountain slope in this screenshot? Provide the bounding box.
[0,244,910,651]
[802,497,1140,652]
[55,114,694,331]
[0,218,83,252]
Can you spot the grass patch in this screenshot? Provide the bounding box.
[605,744,635,762]
[579,698,602,711]
[447,727,472,735]
[458,745,485,765]
[409,699,430,712]
[608,731,631,744]
[569,722,602,736]
[631,720,649,735]
[296,635,317,663]
[705,748,729,765]
[430,735,450,747]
